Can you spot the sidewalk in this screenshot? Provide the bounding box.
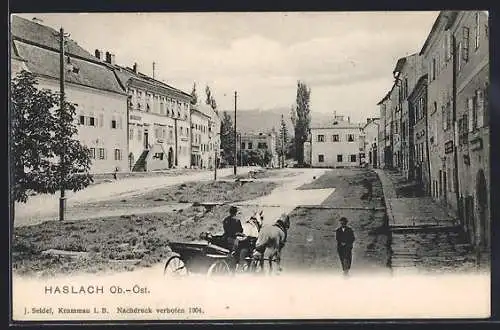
[374,169,488,273]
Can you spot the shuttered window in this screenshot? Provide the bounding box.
[476,90,484,129]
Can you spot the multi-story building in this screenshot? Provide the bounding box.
[310,114,362,168]
[408,74,431,194]
[392,54,423,179]
[240,130,278,168]
[105,57,192,171]
[377,87,396,169]
[361,118,380,167]
[420,11,457,208]
[450,11,490,248]
[205,105,222,169]
[377,94,389,169]
[376,10,490,249]
[190,103,211,169]
[11,15,129,174]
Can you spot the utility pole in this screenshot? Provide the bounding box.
[234,91,237,175]
[59,27,66,222]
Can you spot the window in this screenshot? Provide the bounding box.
[462,27,470,62]
[457,42,463,71]
[88,117,95,126]
[317,135,325,142]
[404,78,408,98]
[153,152,164,160]
[99,148,106,160]
[444,31,452,62]
[248,142,253,149]
[79,116,85,125]
[337,154,343,162]
[89,148,96,159]
[350,154,357,162]
[111,120,117,129]
[347,134,355,142]
[332,134,340,142]
[257,142,268,149]
[468,97,474,132]
[476,89,485,129]
[431,58,437,80]
[114,149,122,161]
[318,154,324,163]
[129,128,134,140]
[475,13,480,50]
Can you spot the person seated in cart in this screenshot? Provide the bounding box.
[222,206,247,264]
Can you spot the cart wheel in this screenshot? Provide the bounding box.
[207,260,231,277]
[164,256,188,277]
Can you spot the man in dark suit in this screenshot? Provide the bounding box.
[335,217,355,275]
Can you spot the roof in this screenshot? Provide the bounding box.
[393,57,407,75]
[190,106,211,119]
[111,64,192,99]
[14,40,126,95]
[363,118,380,129]
[419,11,458,55]
[311,121,362,130]
[11,41,24,61]
[408,74,428,101]
[11,15,98,62]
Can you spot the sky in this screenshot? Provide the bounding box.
[16,12,439,123]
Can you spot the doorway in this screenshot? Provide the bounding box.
[476,169,488,248]
[168,147,174,168]
[144,131,149,150]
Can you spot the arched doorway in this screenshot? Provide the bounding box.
[476,169,488,248]
[168,147,174,169]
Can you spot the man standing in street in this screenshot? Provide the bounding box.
[335,217,355,275]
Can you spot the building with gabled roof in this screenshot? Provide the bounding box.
[98,54,193,171]
[10,15,129,174]
[309,113,363,168]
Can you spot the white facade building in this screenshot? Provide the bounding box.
[110,61,192,171]
[11,16,129,174]
[190,104,211,169]
[310,115,363,168]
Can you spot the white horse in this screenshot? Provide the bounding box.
[242,209,264,238]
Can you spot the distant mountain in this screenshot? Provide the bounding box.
[220,107,335,136]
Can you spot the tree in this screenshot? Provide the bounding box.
[205,85,212,105]
[220,111,235,165]
[190,82,198,105]
[290,81,311,165]
[10,71,93,219]
[277,115,289,167]
[210,96,217,110]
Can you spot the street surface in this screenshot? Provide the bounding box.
[14,166,258,227]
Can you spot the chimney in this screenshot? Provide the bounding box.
[105,51,111,63]
[133,63,138,73]
[95,49,101,59]
[110,53,116,65]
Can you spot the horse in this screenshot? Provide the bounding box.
[232,209,264,269]
[199,209,264,265]
[253,213,290,274]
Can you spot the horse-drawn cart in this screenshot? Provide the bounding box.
[164,240,233,277]
[163,208,288,277]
